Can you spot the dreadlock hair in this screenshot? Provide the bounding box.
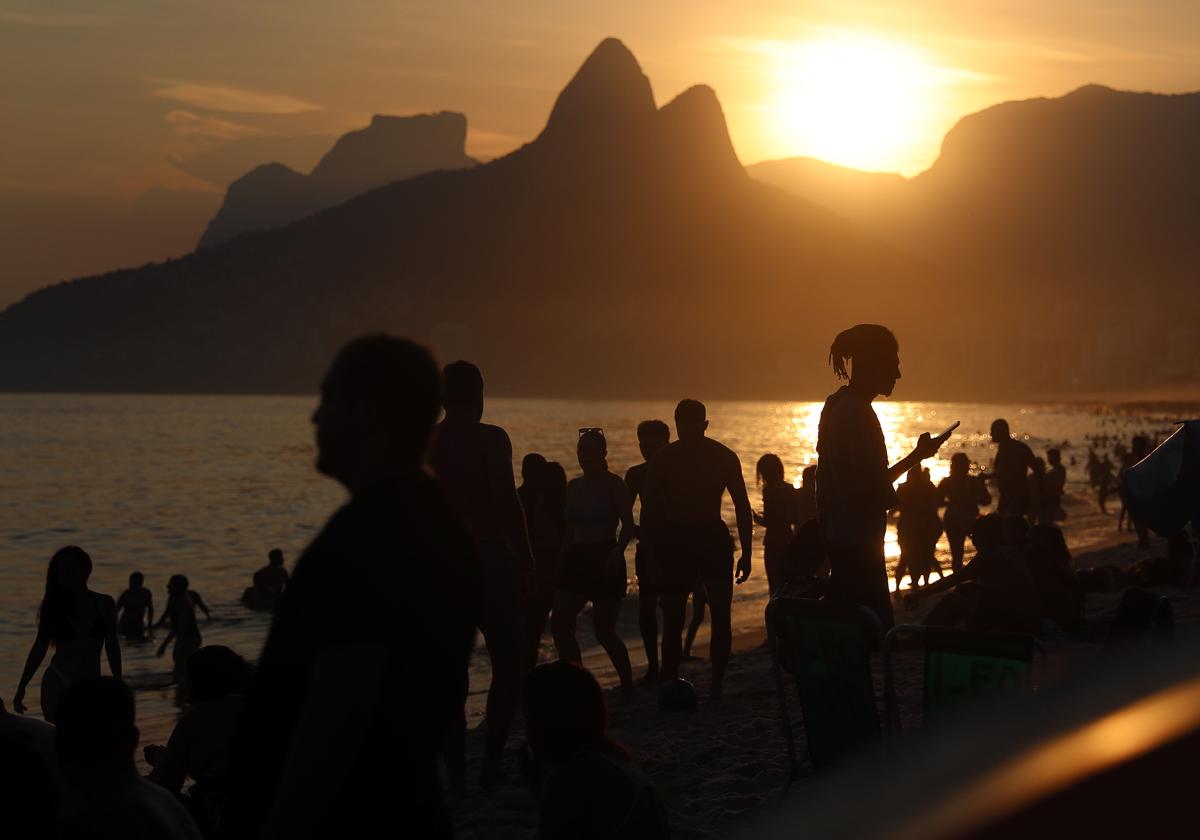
[827,324,898,381]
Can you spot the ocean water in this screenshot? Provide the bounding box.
[0,393,1181,748]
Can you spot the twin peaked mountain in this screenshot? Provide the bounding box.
[0,39,933,398]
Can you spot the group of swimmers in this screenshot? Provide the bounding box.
[0,324,1140,839]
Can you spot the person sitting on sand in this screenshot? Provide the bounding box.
[921,514,1039,634]
[894,466,943,591]
[0,695,60,840]
[753,454,799,596]
[642,399,753,701]
[521,662,669,840]
[225,336,480,838]
[54,678,203,839]
[13,546,122,723]
[1024,525,1081,631]
[938,453,992,573]
[552,429,637,700]
[155,575,210,692]
[116,572,154,642]
[146,645,250,834]
[242,549,288,610]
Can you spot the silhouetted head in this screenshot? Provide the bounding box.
[950,452,969,476]
[1002,516,1030,550]
[41,546,93,637]
[312,335,441,489]
[1047,448,1062,467]
[128,571,144,588]
[970,514,1005,553]
[636,419,671,462]
[577,429,608,475]
[674,399,708,441]
[55,678,138,792]
[828,324,900,397]
[186,646,250,704]
[757,453,785,487]
[801,464,817,487]
[1027,525,1071,571]
[521,452,548,487]
[524,662,625,765]
[167,574,189,597]
[267,548,284,567]
[990,419,1010,443]
[442,360,484,422]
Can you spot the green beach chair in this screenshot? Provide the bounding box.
[766,597,886,775]
[883,624,1036,733]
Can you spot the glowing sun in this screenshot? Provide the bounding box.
[769,34,945,174]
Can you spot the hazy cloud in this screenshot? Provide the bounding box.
[0,9,114,27]
[165,110,264,140]
[153,82,320,115]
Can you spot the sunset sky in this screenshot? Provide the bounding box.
[2,0,1198,197]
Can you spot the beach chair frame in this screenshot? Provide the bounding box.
[766,596,887,778]
[882,624,1038,735]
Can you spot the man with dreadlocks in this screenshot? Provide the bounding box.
[816,324,948,628]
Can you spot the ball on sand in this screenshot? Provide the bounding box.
[658,677,698,712]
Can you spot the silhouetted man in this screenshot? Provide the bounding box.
[990,419,1036,518]
[625,419,671,685]
[226,336,480,839]
[55,678,203,839]
[429,361,533,787]
[643,400,752,700]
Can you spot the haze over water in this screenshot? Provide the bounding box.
[0,393,1178,748]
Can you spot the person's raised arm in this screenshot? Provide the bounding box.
[486,428,535,575]
[888,433,945,483]
[100,596,122,682]
[13,623,51,713]
[260,643,387,840]
[727,454,754,584]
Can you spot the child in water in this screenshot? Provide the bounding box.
[116,571,154,641]
[156,575,210,691]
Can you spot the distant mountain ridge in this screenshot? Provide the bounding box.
[0,38,943,398]
[197,111,478,249]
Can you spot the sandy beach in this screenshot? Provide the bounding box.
[448,520,1199,839]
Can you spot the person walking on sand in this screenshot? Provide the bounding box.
[551,429,637,699]
[13,546,122,723]
[642,399,753,701]
[988,419,1036,519]
[624,420,671,685]
[817,325,947,629]
[753,454,799,595]
[225,336,480,839]
[155,575,210,691]
[429,360,534,788]
[117,571,154,642]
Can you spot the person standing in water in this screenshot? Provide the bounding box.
[551,430,637,699]
[816,325,946,629]
[937,453,992,573]
[624,419,670,685]
[894,466,943,591]
[753,454,799,595]
[642,399,753,701]
[429,360,533,788]
[1045,448,1067,524]
[988,419,1035,519]
[13,546,122,722]
[117,571,154,642]
[155,575,210,691]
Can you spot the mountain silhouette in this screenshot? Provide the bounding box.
[197,112,478,249]
[0,39,945,397]
[752,85,1200,395]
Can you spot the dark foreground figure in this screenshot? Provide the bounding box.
[225,336,481,839]
[523,662,669,839]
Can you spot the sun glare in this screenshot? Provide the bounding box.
[768,34,946,174]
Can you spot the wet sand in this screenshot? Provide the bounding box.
[448,526,1200,839]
